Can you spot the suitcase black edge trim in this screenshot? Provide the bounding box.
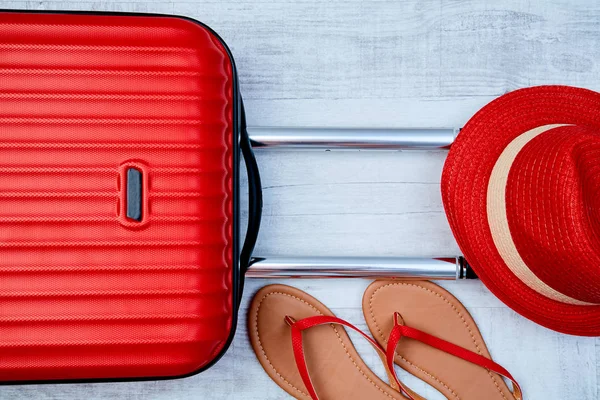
[238,99,263,296]
[0,8,244,386]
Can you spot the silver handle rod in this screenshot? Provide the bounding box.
[247,127,458,150]
[246,256,468,279]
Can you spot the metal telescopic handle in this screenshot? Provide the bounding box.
[247,127,458,150]
[246,256,473,280]
[244,127,466,280]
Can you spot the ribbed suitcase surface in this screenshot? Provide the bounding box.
[0,12,236,381]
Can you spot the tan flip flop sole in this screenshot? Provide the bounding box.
[248,284,406,400]
[363,280,515,400]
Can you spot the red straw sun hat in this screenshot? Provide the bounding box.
[442,85,600,336]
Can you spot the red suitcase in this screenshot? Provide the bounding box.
[0,10,262,383]
[0,9,468,384]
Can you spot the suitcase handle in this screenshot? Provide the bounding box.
[243,126,475,280]
[245,256,476,279]
[239,106,263,276]
[247,127,458,150]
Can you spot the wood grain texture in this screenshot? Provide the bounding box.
[597,338,600,400]
[1,0,599,399]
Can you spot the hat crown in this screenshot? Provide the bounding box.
[578,139,600,242]
[506,125,600,304]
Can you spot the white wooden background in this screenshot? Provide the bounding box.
[1,1,599,399]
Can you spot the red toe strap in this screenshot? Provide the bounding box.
[386,313,523,400]
[286,315,418,400]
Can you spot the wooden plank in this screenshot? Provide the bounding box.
[597,338,600,400]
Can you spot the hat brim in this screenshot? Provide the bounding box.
[442,85,600,336]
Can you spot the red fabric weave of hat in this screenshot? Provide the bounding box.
[442,85,600,336]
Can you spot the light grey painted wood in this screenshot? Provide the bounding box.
[1,1,599,399]
[597,338,600,400]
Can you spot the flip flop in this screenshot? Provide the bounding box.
[248,284,521,400]
[363,280,522,400]
[247,284,416,400]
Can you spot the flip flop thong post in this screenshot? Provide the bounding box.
[363,280,520,400]
[248,284,407,400]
